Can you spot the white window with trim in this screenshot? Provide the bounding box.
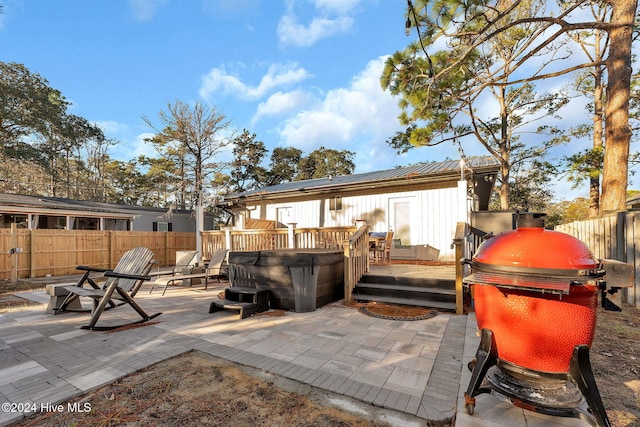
[329,196,342,211]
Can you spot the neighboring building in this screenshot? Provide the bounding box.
[627,194,640,210]
[0,193,214,232]
[220,156,499,260]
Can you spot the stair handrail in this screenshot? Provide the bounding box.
[343,224,369,303]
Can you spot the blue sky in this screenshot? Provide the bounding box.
[1,0,636,201]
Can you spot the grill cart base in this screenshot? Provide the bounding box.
[464,329,611,427]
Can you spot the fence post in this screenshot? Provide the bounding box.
[29,228,35,278]
[10,224,18,282]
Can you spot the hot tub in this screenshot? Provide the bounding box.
[227,249,344,312]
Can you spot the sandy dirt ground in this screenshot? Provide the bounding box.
[12,350,408,427]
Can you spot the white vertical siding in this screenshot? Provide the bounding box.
[421,187,460,260]
[246,186,462,259]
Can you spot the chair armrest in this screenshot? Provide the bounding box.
[104,271,152,282]
[77,265,111,273]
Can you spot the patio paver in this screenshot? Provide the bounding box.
[1,283,593,426]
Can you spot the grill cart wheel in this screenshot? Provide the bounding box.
[467,359,476,372]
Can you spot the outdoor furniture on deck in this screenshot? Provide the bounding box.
[369,233,385,262]
[369,232,393,263]
[149,249,228,295]
[147,250,198,278]
[55,247,161,330]
[377,231,394,263]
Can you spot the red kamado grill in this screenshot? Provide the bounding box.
[463,213,632,427]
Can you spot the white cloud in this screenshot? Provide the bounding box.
[277,0,361,47]
[129,0,167,22]
[95,120,130,135]
[312,0,360,15]
[277,56,403,153]
[252,90,313,123]
[277,14,354,47]
[106,132,155,162]
[199,63,310,101]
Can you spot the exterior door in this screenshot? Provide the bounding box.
[389,197,417,246]
[276,207,292,228]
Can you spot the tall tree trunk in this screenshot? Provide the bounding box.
[499,87,510,210]
[590,64,604,217]
[600,0,636,212]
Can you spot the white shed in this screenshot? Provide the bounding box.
[221,156,499,260]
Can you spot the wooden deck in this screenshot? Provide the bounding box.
[355,262,458,311]
[367,263,456,281]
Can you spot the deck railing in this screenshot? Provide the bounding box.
[343,225,370,304]
[201,226,358,259]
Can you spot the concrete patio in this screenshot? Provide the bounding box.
[1,277,592,426]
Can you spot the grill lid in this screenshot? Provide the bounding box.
[463,213,603,294]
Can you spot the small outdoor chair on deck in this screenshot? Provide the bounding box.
[147,250,198,279]
[150,248,228,295]
[56,247,161,330]
[376,231,394,263]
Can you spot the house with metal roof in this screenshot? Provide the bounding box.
[0,193,214,232]
[220,156,499,260]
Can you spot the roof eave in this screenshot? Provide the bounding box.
[226,165,498,204]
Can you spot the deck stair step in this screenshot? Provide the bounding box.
[209,286,270,319]
[356,282,455,295]
[354,272,456,312]
[353,294,456,311]
[359,274,454,288]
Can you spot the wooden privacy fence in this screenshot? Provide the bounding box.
[555,211,640,308]
[0,226,196,280]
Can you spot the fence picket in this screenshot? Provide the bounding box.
[556,212,639,308]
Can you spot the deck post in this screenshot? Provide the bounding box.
[223,227,232,251]
[453,222,467,315]
[287,223,297,249]
[343,239,353,304]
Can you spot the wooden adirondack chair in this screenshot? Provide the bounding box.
[150,248,228,295]
[147,250,198,279]
[56,247,161,330]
